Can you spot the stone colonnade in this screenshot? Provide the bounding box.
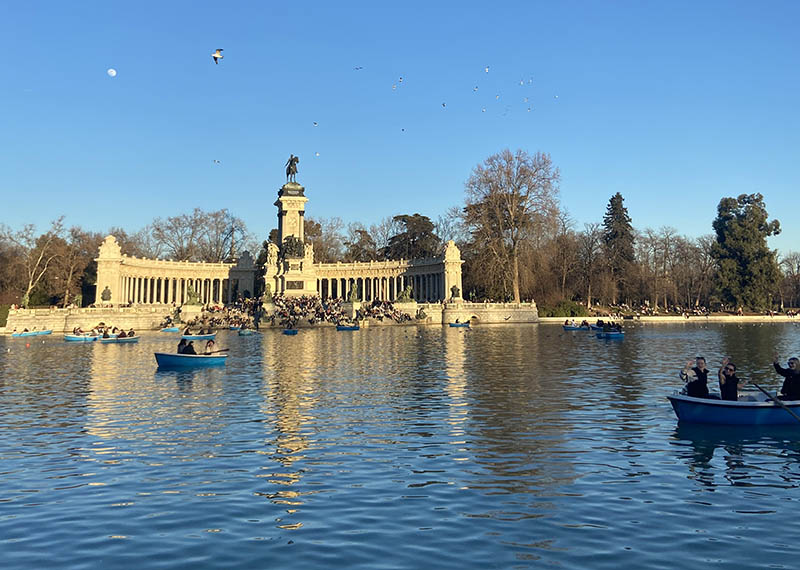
[314,271,447,302]
[95,236,256,306]
[311,241,463,303]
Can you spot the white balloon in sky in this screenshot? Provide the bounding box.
[107,68,117,77]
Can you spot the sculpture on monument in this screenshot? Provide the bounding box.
[285,154,299,183]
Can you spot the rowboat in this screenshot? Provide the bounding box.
[668,392,800,425]
[562,325,588,331]
[282,329,298,335]
[65,334,100,342]
[589,324,603,331]
[181,333,216,340]
[154,352,227,368]
[100,336,139,344]
[160,327,180,332]
[228,325,241,330]
[238,329,256,336]
[34,330,52,336]
[11,331,38,338]
[596,331,624,339]
[449,322,470,328]
[336,325,360,331]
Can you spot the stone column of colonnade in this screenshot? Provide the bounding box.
[118,275,231,305]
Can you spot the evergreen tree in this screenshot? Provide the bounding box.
[711,193,781,310]
[602,193,635,304]
[383,214,440,260]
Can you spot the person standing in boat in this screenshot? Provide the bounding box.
[680,357,710,398]
[773,354,800,400]
[718,357,743,401]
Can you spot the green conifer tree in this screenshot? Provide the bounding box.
[602,193,635,304]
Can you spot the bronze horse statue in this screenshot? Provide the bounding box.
[285,154,299,183]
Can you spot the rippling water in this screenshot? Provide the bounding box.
[2,322,800,569]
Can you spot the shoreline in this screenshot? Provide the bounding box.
[539,315,799,324]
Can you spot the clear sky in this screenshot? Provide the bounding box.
[2,1,798,253]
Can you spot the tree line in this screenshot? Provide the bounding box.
[1,149,796,313]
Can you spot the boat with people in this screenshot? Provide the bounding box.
[449,322,470,328]
[64,334,100,342]
[668,392,800,425]
[562,325,588,331]
[160,327,180,333]
[181,333,216,340]
[154,352,228,368]
[100,336,140,344]
[282,329,299,335]
[11,331,38,338]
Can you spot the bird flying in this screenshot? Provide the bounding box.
[212,49,224,64]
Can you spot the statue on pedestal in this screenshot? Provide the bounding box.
[285,154,299,183]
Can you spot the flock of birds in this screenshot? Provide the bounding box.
[106,48,559,167]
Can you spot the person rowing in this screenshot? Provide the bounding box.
[773,354,800,400]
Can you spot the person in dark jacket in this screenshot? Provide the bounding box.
[773,354,800,400]
[680,356,710,398]
[177,338,187,354]
[183,341,197,355]
[718,357,743,401]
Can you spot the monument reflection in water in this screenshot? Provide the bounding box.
[1,322,800,569]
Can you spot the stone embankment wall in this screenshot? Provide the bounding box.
[3,306,175,333]
[538,315,799,324]
[421,301,539,324]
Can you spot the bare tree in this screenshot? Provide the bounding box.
[577,223,603,308]
[0,218,64,307]
[464,149,560,303]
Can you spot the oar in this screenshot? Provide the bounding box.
[206,348,229,354]
[752,382,800,424]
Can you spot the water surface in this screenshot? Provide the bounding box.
[2,322,800,569]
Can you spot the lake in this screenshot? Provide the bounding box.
[2,322,800,569]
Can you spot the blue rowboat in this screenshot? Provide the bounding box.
[596,331,624,339]
[562,325,588,331]
[336,325,360,331]
[668,393,800,425]
[449,322,470,328]
[238,329,256,336]
[228,325,241,330]
[155,352,227,369]
[282,329,298,335]
[181,333,216,340]
[589,324,603,330]
[34,330,53,336]
[65,334,100,342]
[160,327,180,333]
[11,331,38,338]
[100,336,139,344]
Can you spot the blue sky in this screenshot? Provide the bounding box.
[2,1,798,253]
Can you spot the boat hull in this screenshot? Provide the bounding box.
[596,331,624,339]
[154,352,227,368]
[336,325,360,331]
[181,334,216,340]
[668,393,800,425]
[562,325,588,331]
[64,335,100,342]
[101,337,139,344]
[449,323,470,328]
[228,326,241,330]
[12,332,38,338]
[282,329,298,335]
[160,327,180,333]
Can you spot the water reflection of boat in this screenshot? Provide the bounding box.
[668,392,800,425]
[673,423,800,466]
